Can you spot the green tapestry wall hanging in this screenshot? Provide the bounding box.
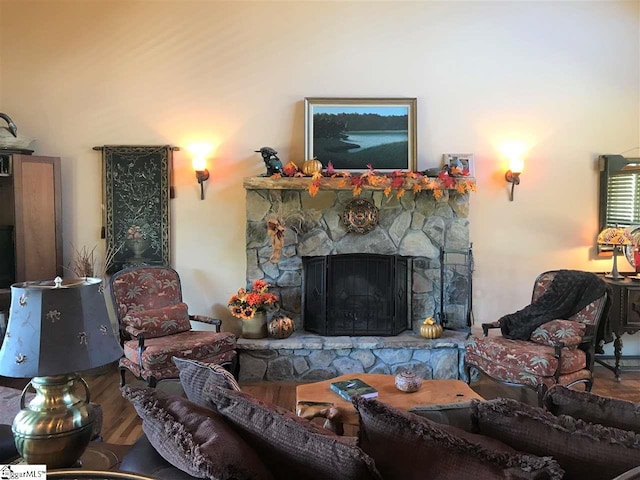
[101,145,173,273]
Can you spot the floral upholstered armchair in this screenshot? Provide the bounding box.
[465,271,609,406]
[110,266,237,387]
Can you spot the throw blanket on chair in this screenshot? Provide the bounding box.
[499,270,607,340]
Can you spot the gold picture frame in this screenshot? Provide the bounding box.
[304,97,417,172]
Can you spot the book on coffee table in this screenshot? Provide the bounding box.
[330,378,378,401]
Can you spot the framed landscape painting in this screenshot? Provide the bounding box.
[304,97,417,171]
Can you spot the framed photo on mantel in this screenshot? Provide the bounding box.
[304,97,417,172]
[443,153,475,176]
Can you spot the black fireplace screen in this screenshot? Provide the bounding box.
[303,254,409,336]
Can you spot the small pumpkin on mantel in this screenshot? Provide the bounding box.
[420,317,443,339]
[301,158,323,176]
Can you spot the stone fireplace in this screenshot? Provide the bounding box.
[238,177,472,382]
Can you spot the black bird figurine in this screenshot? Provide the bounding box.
[0,113,18,137]
[0,112,33,151]
[255,147,283,176]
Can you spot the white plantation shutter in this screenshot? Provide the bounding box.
[606,171,640,227]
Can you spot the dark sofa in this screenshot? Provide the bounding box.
[116,359,640,480]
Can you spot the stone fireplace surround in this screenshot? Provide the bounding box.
[239,177,472,382]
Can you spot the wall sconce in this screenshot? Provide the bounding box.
[189,143,213,200]
[193,156,209,200]
[502,142,526,202]
[505,161,522,201]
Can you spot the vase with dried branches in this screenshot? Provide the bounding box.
[66,242,123,280]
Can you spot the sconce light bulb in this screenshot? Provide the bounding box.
[509,157,524,174]
[192,156,207,172]
[501,141,526,172]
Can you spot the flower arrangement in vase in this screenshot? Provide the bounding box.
[228,280,279,319]
[229,280,280,339]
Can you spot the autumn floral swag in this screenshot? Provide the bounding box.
[275,161,477,199]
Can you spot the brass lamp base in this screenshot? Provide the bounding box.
[12,374,95,468]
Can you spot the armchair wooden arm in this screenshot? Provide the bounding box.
[552,342,566,382]
[481,321,500,336]
[189,315,222,332]
[136,333,146,374]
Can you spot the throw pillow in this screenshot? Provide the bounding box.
[203,385,382,480]
[354,396,563,480]
[530,320,585,348]
[173,357,241,406]
[543,385,640,434]
[122,303,191,339]
[121,385,273,480]
[471,397,640,480]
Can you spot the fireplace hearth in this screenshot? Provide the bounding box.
[303,254,409,336]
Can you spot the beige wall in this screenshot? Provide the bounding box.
[0,1,638,349]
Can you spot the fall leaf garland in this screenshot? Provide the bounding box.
[273,162,476,199]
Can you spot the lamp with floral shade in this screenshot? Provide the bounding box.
[597,227,634,279]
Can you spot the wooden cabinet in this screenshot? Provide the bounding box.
[599,276,640,379]
[0,154,62,291]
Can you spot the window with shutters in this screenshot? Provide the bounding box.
[605,169,640,227]
[599,155,640,251]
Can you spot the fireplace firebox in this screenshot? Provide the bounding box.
[303,254,409,336]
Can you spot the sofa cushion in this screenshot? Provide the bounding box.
[203,385,381,480]
[471,397,640,480]
[173,357,241,406]
[354,396,563,480]
[122,385,273,480]
[123,303,191,339]
[530,320,586,348]
[543,385,640,434]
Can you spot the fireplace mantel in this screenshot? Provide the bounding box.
[243,176,474,191]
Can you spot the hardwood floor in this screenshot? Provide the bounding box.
[82,365,640,446]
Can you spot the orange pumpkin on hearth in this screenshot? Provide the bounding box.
[268,314,295,339]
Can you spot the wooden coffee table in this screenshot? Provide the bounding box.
[296,373,482,433]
